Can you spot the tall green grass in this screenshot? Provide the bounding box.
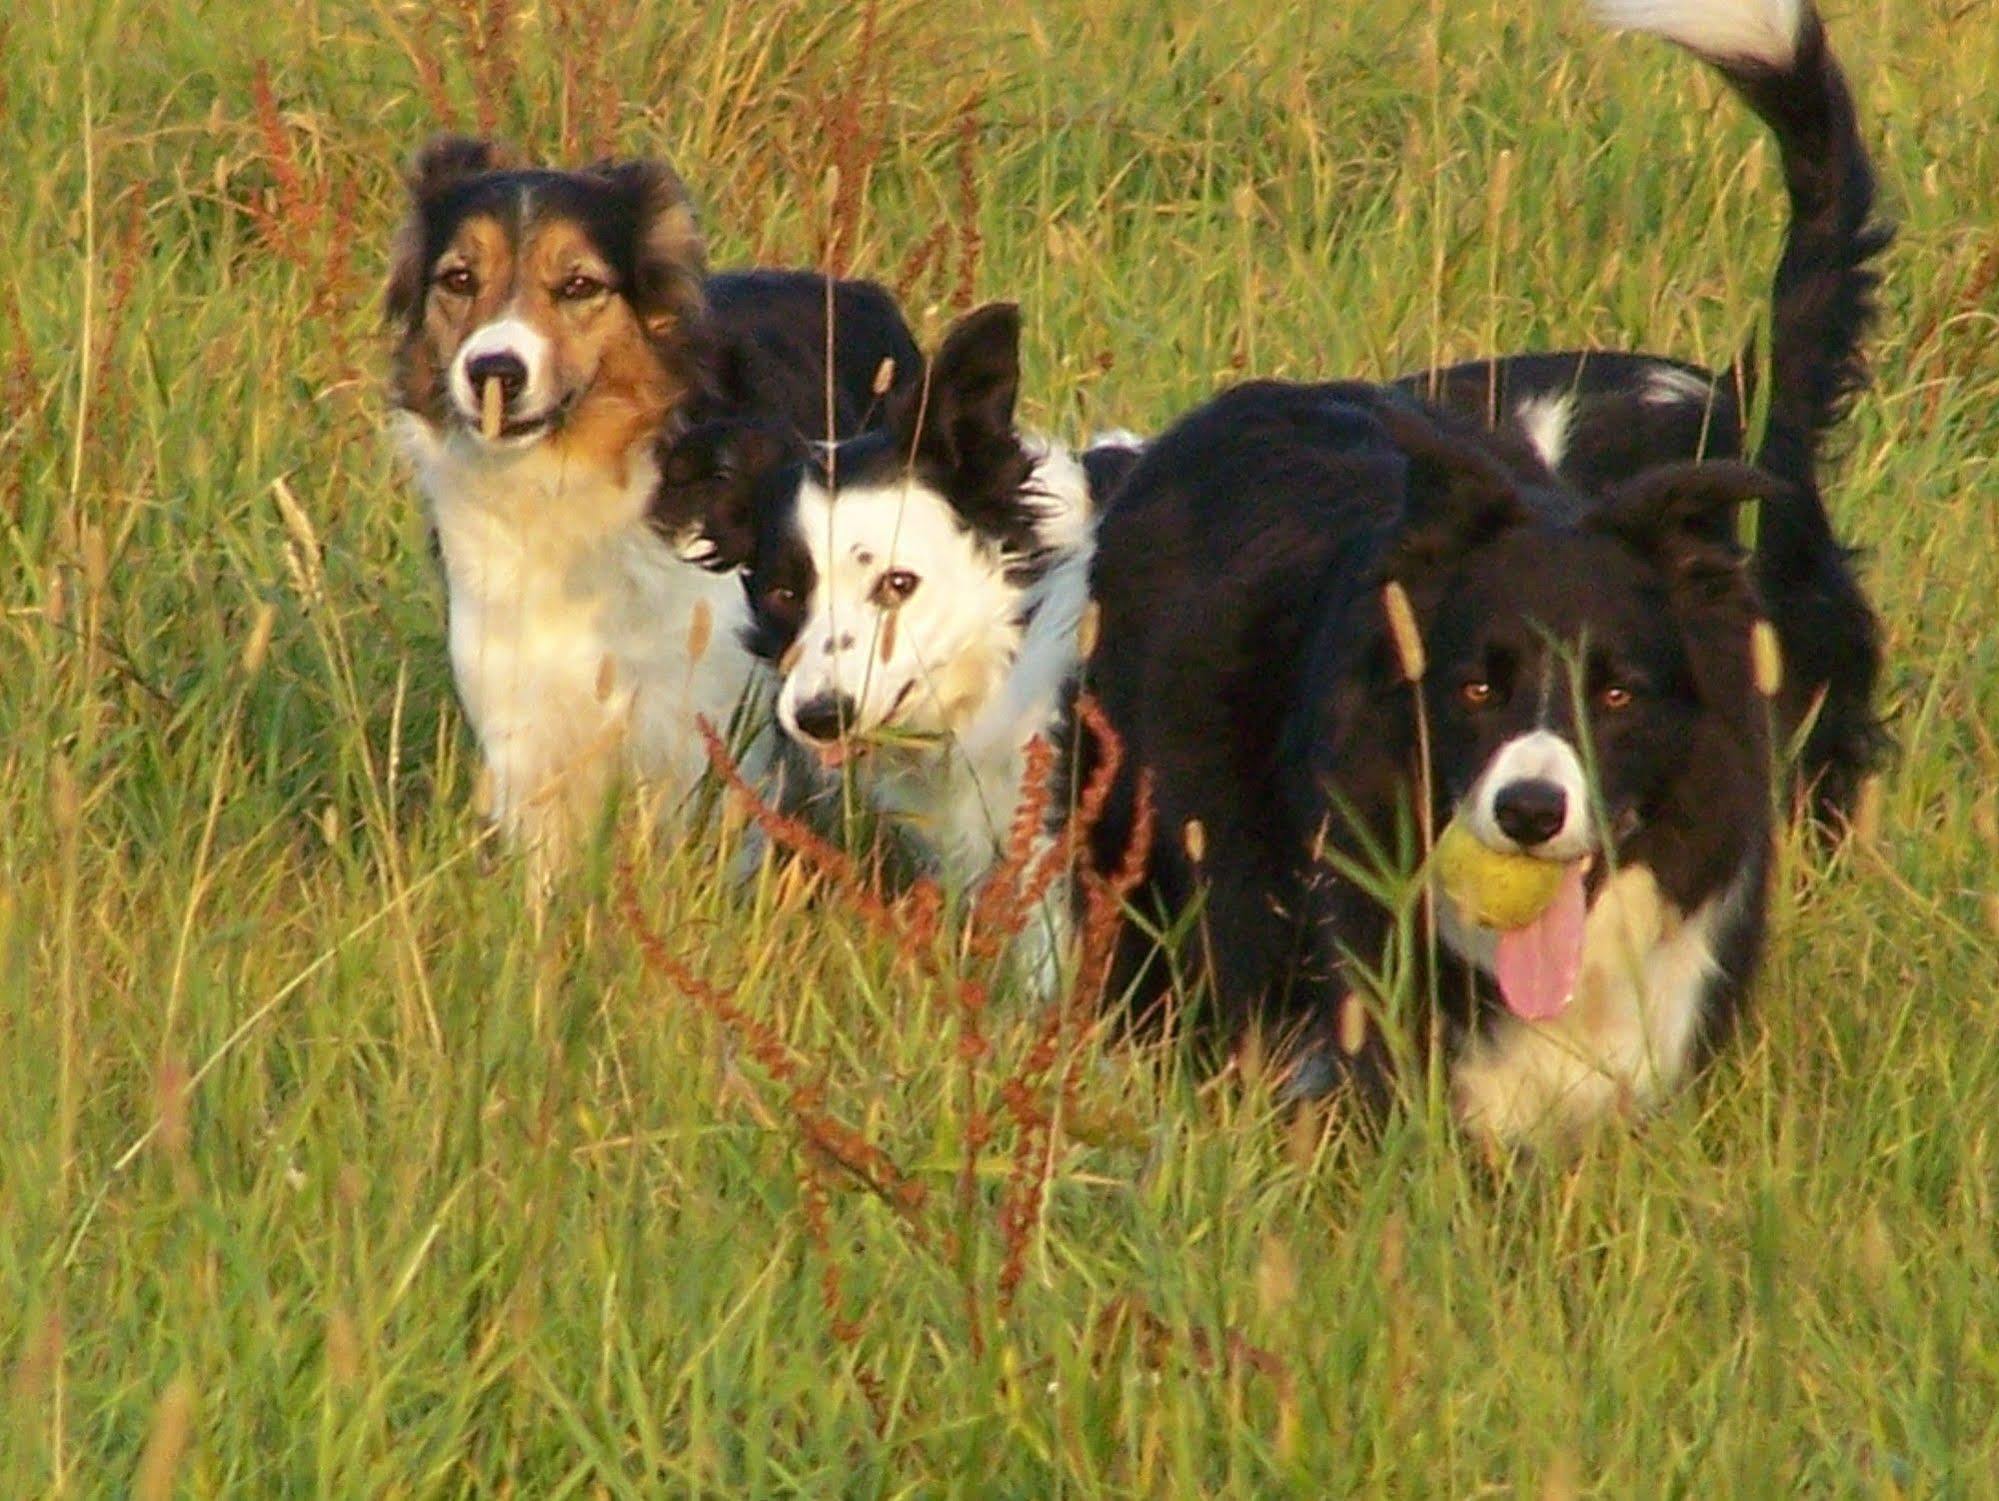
[4,0,1996,1492]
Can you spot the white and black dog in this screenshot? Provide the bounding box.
[385,138,921,869]
[683,303,1136,983]
[1082,0,1886,1142]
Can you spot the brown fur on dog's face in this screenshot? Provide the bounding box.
[386,137,710,475]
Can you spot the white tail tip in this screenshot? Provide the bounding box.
[1590,0,1804,68]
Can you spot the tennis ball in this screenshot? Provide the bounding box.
[1433,819,1567,931]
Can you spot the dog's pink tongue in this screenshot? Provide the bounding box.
[1493,861,1588,1022]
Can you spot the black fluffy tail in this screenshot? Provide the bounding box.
[1604,0,1891,816]
[1714,5,1890,571]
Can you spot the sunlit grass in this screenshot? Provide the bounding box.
[3,0,1996,1492]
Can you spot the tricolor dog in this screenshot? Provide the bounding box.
[385,138,920,869]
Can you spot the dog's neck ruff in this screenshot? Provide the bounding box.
[393,414,761,865]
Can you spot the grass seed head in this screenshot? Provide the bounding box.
[1382,581,1426,682]
[481,376,503,440]
[1255,1234,1297,1319]
[1378,1211,1407,1289]
[1284,1104,1326,1170]
[1751,618,1784,698]
[1538,1449,1582,1501]
[325,1307,361,1388]
[1853,774,1884,843]
[133,1374,197,1501]
[241,600,278,678]
[79,520,108,597]
[51,753,80,838]
[1337,992,1369,1057]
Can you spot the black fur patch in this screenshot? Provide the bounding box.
[647,269,925,560]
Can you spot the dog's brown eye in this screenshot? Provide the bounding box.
[436,266,476,297]
[875,569,920,606]
[557,274,606,302]
[1460,679,1495,708]
[1598,684,1634,711]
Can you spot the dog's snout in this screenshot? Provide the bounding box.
[466,351,529,403]
[791,693,856,745]
[1492,779,1568,848]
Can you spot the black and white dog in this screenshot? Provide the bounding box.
[385,138,921,869]
[1083,0,1885,1141]
[686,303,1132,983]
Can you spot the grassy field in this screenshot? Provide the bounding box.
[5,0,1998,1492]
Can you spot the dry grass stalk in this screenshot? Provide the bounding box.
[622,700,1164,1379]
[893,223,951,305]
[480,376,503,440]
[246,62,366,344]
[87,200,144,444]
[1382,580,1425,682]
[698,719,942,951]
[950,92,985,310]
[132,1374,196,1501]
[1751,618,1784,699]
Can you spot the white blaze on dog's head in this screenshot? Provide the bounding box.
[760,303,1070,755]
[777,477,1032,748]
[385,138,709,476]
[1461,726,1596,861]
[1450,723,1603,1023]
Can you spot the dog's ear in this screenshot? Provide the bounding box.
[1376,402,1528,591]
[1590,460,1776,609]
[385,137,515,325]
[1593,460,1778,556]
[591,158,708,343]
[1080,438,1143,506]
[1595,460,1777,711]
[409,136,512,198]
[652,421,793,573]
[897,302,1022,474]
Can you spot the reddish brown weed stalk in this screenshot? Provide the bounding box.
[620,699,1158,1397]
[951,92,985,311]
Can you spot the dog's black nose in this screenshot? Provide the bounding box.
[1493,779,1568,848]
[791,693,855,745]
[466,351,528,403]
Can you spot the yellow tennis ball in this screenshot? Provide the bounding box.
[1433,819,1567,931]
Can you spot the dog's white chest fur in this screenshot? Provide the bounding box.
[397,420,760,860]
[1450,861,1754,1143]
[862,514,1097,995]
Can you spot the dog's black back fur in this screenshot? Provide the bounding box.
[651,270,924,548]
[1396,4,1888,824]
